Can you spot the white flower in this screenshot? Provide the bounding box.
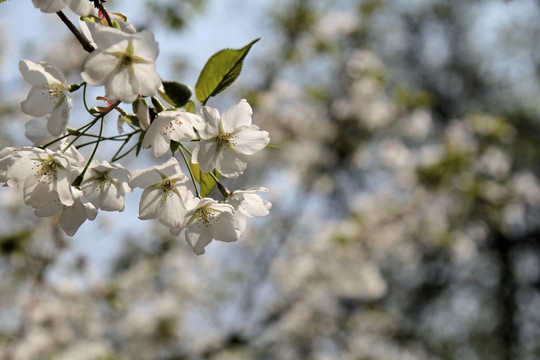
[192,99,269,178]
[129,157,196,230]
[0,147,17,185]
[19,60,72,136]
[142,109,203,157]
[81,160,131,212]
[32,0,93,16]
[183,198,244,255]
[227,187,272,217]
[80,11,137,49]
[5,148,76,208]
[134,97,151,131]
[81,26,161,103]
[34,188,97,236]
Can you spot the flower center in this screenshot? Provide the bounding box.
[91,171,112,191]
[158,178,178,200]
[196,206,218,226]
[215,133,235,150]
[42,83,65,101]
[163,119,183,136]
[34,158,58,183]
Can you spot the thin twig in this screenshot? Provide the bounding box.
[56,11,95,53]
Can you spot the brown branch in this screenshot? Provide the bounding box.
[56,11,95,53]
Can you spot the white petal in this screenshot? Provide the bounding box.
[21,84,57,116]
[185,226,213,255]
[32,0,69,13]
[47,98,71,136]
[60,200,94,236]
[130,63,161,98]
[19,60,60,85]
[68,0,92,16]
[105,67,137,103]
[159,194,187,229]
[232,126,269,155]
[215,149,248,178]
[25,117,56,145]
[100,184,125,212]
[138,187,163,220]
[132,31,159,60]
[211,209,240,243]
[93,26,131,49]
[229,191,271,217]
[34,200,62,217]
[142,116,172,157]
[221,99,253,133]
[198,106,221,139]
[192,140,219,172]
[81,52,119,86]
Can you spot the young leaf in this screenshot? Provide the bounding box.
[195,38,260,105]
[184,100,196,114]
[159,81,192,107]
[189,161,221,197]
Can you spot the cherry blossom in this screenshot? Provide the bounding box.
[81,160,131,212]
[34,187,98,236]
[32,0,93,16]
[19,60,72,136]
[4,148,76,208]
[81,26,161,103]
[142,109,203,157]
[183,198,244,255]
[129,157,196,231]
[226,187,272,218]
[192,99,270,178]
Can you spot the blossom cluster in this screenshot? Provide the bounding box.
[0,0,271,255]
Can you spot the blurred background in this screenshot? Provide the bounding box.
[1,0,540,359]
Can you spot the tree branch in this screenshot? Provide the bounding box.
[56,11,95,53]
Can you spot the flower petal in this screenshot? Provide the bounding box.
[192,139,220,173]
[221,99,253,133]
[215,149,248,178]
[138,187,163,220]
[232,126,269,155]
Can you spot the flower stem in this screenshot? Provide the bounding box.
[56,11,95,53]
[111,142,138,162]
[82,83,92,114]
[96,3,114,27]
[178,146,200,198]
[72,117,105,187]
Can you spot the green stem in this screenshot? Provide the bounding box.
[110,134,133,162]
[72,117,105,187]
[40,119,96,150]
[178,146,200,198]
[209,171,229,198]
[112,142,137,162]
[82,83,92,114]
[61,117,99,154]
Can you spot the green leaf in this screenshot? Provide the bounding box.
[170,140,181,154]
[122,114,140,128]
[195,38,260,104]
[160,81,192,107]
[189,160,221,197]
[184,100,196,114]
